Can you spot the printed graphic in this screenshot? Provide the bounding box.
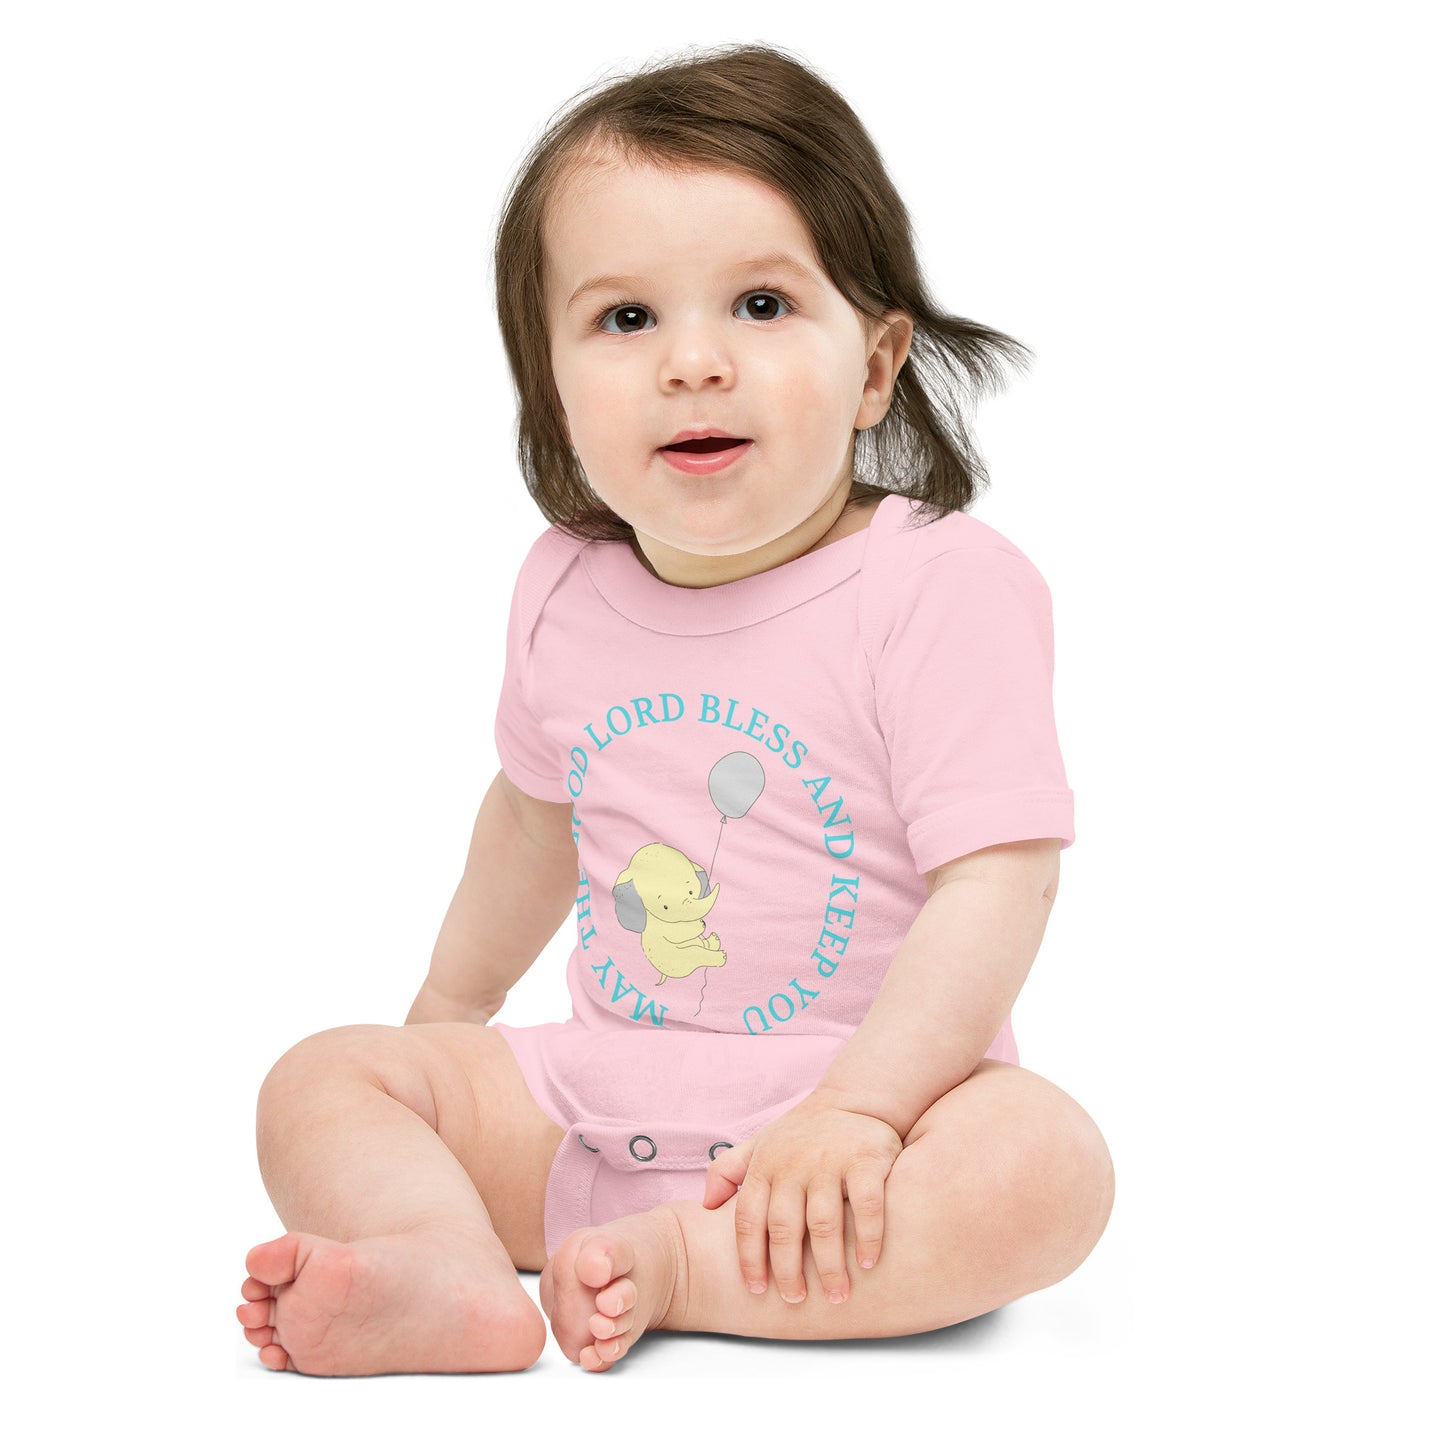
[561,693,861,1031]
[612,842,727,983]
[611,751,765,1017]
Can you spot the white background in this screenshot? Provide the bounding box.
[3,0,1438,1435]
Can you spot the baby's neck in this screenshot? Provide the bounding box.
[629,487,879,589]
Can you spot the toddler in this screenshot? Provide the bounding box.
[236,41,1114,1375]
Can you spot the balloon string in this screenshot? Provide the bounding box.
[696,815,728,1019]
[707,814,726,884]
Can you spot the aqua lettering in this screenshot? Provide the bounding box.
[767,992,795,1023]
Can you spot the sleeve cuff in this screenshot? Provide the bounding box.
[906,789,1075,876]
[494,737,572,805]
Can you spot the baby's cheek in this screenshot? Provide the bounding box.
[768,365,826,416]
[562,393,639,474]
[797,352,868,431]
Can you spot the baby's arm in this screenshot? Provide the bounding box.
[405,769,578,1025]
[702,836,1062,1297]
[812,837,1060,1136]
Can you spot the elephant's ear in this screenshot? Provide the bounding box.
[613,877,647,933]
[693,866,710,895]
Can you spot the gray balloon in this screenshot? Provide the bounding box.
[708,751,765,819]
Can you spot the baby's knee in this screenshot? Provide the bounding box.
[1004,1088,1114,1282]
[259,1023,402,1106]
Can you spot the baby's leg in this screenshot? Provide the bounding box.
[543,1061,1113,1368]
[236,1021,564,1375]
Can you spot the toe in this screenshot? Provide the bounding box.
[596,1277,638,1316]
[590,1307,633,1340]
[240,1276,271,1302]
[581,1335,625,1371]
[236,1299,272,1330]
[257,1343,291,1372]
[243,1326,274,1348]
[577,1233,633,1290]
[245,1234,303,1287]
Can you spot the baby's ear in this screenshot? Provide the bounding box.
[857,311,914,428]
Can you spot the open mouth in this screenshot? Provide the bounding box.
[659,435,753,475]
[663,436,750,453]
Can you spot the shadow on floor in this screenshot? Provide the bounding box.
[515,1266,1010,1373]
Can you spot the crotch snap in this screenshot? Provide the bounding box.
[566,1120,738,1170]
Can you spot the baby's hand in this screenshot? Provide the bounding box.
[701,1093,902,1305]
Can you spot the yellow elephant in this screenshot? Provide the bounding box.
[613,842,728,985]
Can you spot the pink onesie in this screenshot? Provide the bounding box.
[490,492,1074,1257]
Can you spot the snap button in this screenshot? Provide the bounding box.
[708,1141,734,1160]
[577,1133,600,1153]
[628,1134,657,1162]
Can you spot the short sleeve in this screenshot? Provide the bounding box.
[875,544,1075,875]
[493,552,571,804]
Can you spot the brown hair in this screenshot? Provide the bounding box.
[492,41,1032,542]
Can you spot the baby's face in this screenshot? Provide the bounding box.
[543,153,898,585]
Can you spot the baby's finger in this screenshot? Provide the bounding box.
[805,1182,850,1304]
[733,1172,772,1296]
[702,1136,751,1210]
[768,1182,810,1304]
[845,1161,888,1270]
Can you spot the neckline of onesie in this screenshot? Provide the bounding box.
[579,491,907,636]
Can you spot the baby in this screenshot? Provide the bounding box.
[236,41,1114,1375]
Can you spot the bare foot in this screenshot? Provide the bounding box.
[236,1228,546,1375]
[539,1206,689,1372]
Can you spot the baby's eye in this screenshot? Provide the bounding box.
[592,290,794,334]
[597,303,652,335]
[735,290,793,322]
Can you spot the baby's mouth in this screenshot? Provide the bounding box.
[662,436,750,453]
